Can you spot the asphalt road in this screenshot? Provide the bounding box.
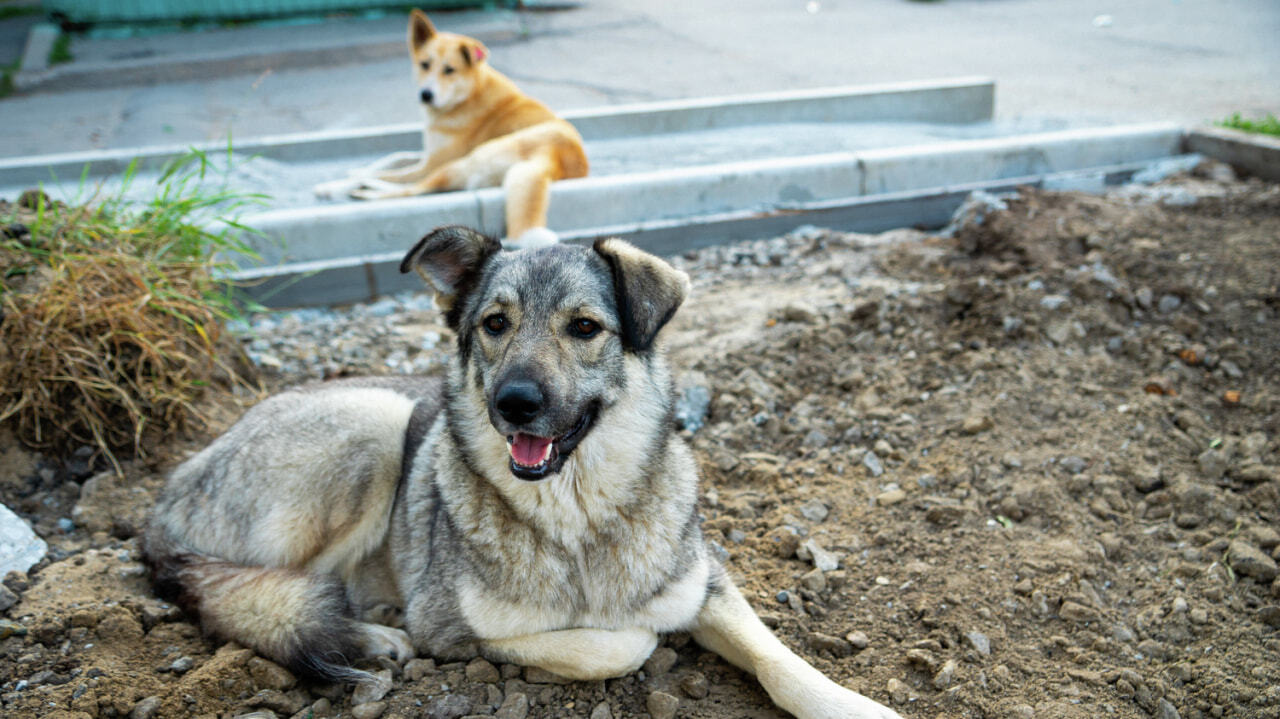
[0,0,1276,158]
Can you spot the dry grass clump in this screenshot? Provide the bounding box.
[0,153,263,470]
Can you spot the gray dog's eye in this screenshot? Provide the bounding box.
[483,314,508,335]
[568,318,600,339]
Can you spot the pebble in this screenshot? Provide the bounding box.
[680,671,710,699]
[494,692,529,719]
[798,539,841,571]
[808,632,853,657]
[129,696,161,719]
[465,658,501,684]
[801,567,827,592]
[1258,606,1280,628]
[1135,287,1154,310]
[0,584,18,612]
[643,647,678,677]
[351,702,387,719]
[861,451,885,477]
[168,656,194,674]
[646,690,680,719]
[845,630,869,649]
[887,677,909,704]
[965,630,991,656]
[247,657,296,690]
[1158,294,1183,313]
[1156,698,1182,719]
[352,670,393,705]
[404,657,436,681]
[799,499,829,523]
[933,659,958,689]
[1059,456,1088,475]
[1059,601,1099,622]
[1227,540,1278,582]
[425,693,472,719]
[588,702,612,719]
[875,489,906,506]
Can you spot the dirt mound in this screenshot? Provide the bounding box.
[0,171,1277,719]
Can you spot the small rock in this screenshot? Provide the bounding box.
[0,503,47,576]
[494,692,529,719]
[845,630,869,650]
[906,648,939,671]
[351,702,386,719]
[0,584,20,612]
[1060,456,1088,475]
[764,526,801,558]
[876,489,906,506]
[933,659,958,689]
[680,671,709,699]
[1237,465,1277,484]
[799,539,841,571]
[588,702,612,719]
[887,677,909,704]
[808,632,853,657]
[643,647,678,677]
[961,414,994,435]
[1248,526,1280,551]
[800,567,827,592]
[426,694,472,719]
[781,302,820,324]
[1157,294,1182,313]
[169,656,194,674]
[1228,540,1278,582]
[1189,608,1209,624]
[130,696,161,719]
[404,657,436,681]
[798,499,829,523]
[646,690,680,719]
[247,658,296,690]
[1059,601,1100,622]
[465,658,501,684]
[352,670,393,705]
[1258,606,1280,628]
[1156,698,1182,719]
[862,451,884,477]
[965,630,991,656]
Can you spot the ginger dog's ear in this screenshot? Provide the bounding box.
[401,226,501,326]
[408,9,436,52]
[460,42,487,67]
[593,238,691,352]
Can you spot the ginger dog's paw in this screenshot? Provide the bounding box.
[313,178,357,199]
[811,686,904,719]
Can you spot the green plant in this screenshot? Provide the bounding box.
[0,147,267,470]
[1218,112,1280,137]
[49,32,72,65]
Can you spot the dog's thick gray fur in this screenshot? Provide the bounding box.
[143,227,902,719]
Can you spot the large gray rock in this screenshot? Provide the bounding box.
[0,503,46,576]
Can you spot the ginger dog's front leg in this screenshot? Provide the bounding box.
[483,627,658,681]
[692,577,904,719]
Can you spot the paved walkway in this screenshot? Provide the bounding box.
[0,0,1276,159]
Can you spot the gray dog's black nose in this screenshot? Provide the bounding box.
[496,380,543,426]
[419,88,434,104]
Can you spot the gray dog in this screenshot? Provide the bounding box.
[143,227,902,719]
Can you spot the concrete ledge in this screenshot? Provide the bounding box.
[1185,126,1280,181]
[232,122,1184,268]
[0,78,995,188]
[231,159,1171,307]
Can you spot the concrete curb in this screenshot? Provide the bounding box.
[12,10,525,94]
[0,77,995,189]
[232,158,1178,308]
[228,122,1186,306]
[1185,126,1280,181]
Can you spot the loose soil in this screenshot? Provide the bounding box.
[2,166,1278,719]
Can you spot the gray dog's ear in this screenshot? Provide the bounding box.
[401,225,501,323]
[594,238,691,352]
[408,9,436,51]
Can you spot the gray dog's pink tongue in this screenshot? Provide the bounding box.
[510,433,553,466]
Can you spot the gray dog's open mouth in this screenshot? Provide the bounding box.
[505,405,596,481]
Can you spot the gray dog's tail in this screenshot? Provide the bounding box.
[144,533,371,684]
